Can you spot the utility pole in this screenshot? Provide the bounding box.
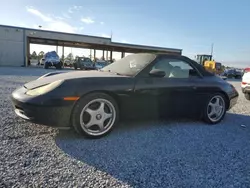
[111,30,113,41]
[210,43,214,56]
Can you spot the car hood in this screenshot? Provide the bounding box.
[24,70,128,89]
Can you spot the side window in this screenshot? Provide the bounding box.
[151,58,199,78]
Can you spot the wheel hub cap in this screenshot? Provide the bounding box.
[96,114,102,120]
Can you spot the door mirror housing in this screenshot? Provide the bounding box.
[149,69,166,78]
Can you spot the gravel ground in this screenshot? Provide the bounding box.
[0,67,250,188]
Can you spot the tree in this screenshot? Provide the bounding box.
[66,53,74,60]
[31,51,37,59]
[38,51,44,59]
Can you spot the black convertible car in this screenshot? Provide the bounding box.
[11,53,238,138]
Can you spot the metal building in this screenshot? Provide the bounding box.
[0,24,182,67]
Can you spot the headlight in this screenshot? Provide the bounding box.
[26,80,64,96]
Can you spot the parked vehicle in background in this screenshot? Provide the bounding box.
[236,69,243,79]
[37,58,45,66]
[204,61,224,75]
[73,57,96,70]
[222,69,234,78]
[95,60,109,69]
[64,60,74,67]
[44,51,62,69]
[241,67,250,100]
[195,54,224,76]
[223,69,242,79]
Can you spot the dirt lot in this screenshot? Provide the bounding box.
[0,67,250,188]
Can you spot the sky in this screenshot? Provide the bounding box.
[1,0,250,67]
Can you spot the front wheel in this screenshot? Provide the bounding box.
[55,63,62,69]
[203,93,227,124]
[245,93,250,100]
[71,93,119,138]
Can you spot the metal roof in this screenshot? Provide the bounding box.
[0,24,182,54]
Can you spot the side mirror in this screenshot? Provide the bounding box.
[149,69,166,78]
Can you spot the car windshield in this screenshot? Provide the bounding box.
[101,53,156,76]
[44,51,59,59]
[215,62,222,69]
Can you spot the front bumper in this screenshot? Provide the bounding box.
[10,87,74,129]
[85,67,96,70]
[46,61,60,66]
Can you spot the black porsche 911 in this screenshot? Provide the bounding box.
[11,53,239,138]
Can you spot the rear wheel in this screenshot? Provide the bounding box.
[44,63,49,69]
[203,93,226,124]
[71,93,119,138]
[245,93,250,100]
[74,64,77,70]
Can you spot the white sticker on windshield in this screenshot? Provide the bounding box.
[129,60,136,68]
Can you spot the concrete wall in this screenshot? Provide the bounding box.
[0,26,24,66]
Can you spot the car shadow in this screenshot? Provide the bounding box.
[55,113,250,187]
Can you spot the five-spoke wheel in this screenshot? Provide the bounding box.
[72,93,119,138]
[80,99,116,136]
[203,94,226,124]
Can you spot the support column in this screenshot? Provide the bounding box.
[121,52,125,58]
[56,45,58,54]
[89,49,92,58]
[26,37,30,66]
[110,51,113,62]
[106,50,108,60]
[102,50,105,60]
[94,49,96,60]
[62,45,64,68]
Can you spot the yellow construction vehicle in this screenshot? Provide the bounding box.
[196,54,223,75]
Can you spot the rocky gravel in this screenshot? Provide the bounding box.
[0,67,250,188]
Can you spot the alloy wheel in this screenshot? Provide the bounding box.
[79,98,116,136]
[207,95,225,123]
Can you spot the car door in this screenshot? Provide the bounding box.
[134,56,201,118]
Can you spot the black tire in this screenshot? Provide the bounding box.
[44,63,49,69]
[71,92,119,138]
[245,93,250,100]
[74,64,77,70]
[202,93,227,124]
[55,63,62,69]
